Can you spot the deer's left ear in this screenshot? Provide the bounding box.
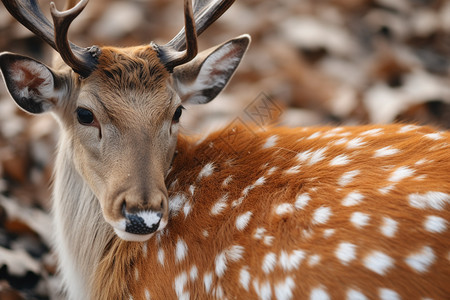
[173,34,250,104]
[0,52,63,114]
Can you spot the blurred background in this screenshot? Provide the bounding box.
[0,0,449,298]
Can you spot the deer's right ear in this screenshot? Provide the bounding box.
[0,52,62,114]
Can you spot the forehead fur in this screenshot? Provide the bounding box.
[87,45,173,125]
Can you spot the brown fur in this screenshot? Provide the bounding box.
[92,123,450,299]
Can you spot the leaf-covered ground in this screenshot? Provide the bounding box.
[0,0,449,298]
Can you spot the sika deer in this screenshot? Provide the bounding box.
[0,0,449,299]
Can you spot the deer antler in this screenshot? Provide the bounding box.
[1,0,99,77]
[156,0,235,72]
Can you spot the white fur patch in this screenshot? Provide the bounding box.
[329,154,351,166]
[363,251,394,275]
[379,288,400,300]
[239,266,251,291]
[295,193,311,209]
[342,192,364,206]
[350,212,370,228]
[263,135,278,149]
[279,249,305,271]
[310,287,330,300]
[380,217,398,238]
[275,277,295,300]
[312,206,332,224]
[262,252,277,274]
[405,246,436,273]
[389,166,415,182]
[338,170,360,186]
[409,192,450,210]
[373,146,400,158]
[198,163,215,180]
[236,211,253,231]
[175,238,188,263]
[335,242,356,265]
[424,215,447,233]
[346,289,368,300]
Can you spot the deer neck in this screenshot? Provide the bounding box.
[51,130,115,300]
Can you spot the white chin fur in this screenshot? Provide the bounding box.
[113,228,154,242]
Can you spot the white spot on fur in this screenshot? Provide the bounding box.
[254,176,266,186]
[295,193,311,209]
[350,212,370,228]
[323,229,335,238]
[379,288,400,300]
[239,266,251,291]
[275,277,295,300]
[279,249,305,271]
[380,217,398,238]
[338,170,360,186]
[342,192,364,206]
[360,128,383,136]
[346,289,367,300]
[174,272,189,300]
[215,245,245,277]
[424,132,443,140]
[285,165,301,174]
[264,236,274,246]
[263,135,278,148]
[183,202,191,218]
[378,184,395,195]
[190,265,198,281]
[275,203,294,215]
[398,124,418,133]
[262,252,277,274]
[346,137,366,149]
[254,227,266,240]
[175,238,188,263]
[203,272,213,293]
[335,242,356,265]
[188,185,195,196]
[169,193,187,216]
[409,192,450,210]
[215,252,227,277]
[308,254,321,266]
[253,279,272,300]
[312,206,331,224]
[310,287,330,300]
[363,251,394,275]
[198,163,214,180]
[424,215,447,233]
[211,194,228,215]
[308,147,328,165]
[144,289,151,300]
[157,248,164,266]
[329,154,351,166]
[373,146,400,158]
[405,246,435,273]
[389,166,415,182]
[202,230,209,237]
[236,211,253,231]
[222,175,233,186]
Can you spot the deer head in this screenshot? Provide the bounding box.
[0,0,250,241]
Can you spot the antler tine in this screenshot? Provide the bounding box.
[158,0,198,72]
[157,0,235,72]
[166,0,235,51]
[1,0,98,77]
[50,0,99,77]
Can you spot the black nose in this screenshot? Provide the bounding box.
[122,205,162,235]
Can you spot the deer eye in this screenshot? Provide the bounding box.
[172,105,184,123]
[76,107,95,125]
